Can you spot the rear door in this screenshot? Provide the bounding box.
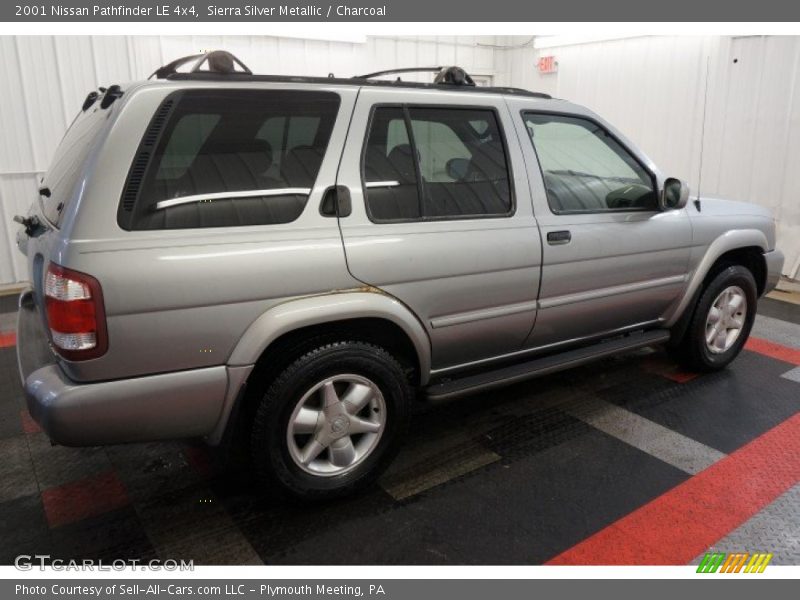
[336,87,542,373]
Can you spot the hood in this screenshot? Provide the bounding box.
[694,195,774,220]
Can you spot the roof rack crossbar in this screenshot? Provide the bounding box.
[355,66,443,79]
[150,50,252,80]
[355,66,476,87]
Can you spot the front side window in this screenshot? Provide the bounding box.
[523,113,657,214]
[119,90,340,230]
[363,106,512,221]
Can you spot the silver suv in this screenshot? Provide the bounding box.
[15,53,784,499]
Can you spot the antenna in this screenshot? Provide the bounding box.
[695,54,711,210]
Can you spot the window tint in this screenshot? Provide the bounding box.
[363,108,422,220]
[121,90,339,230]
[363,107,512,221]
[523,114,656,213]
[410,120,471,182]
[255,115,322,179]
[156,113,220,180]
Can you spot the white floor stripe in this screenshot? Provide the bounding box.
[752,314,800,350]
[562,397,727,475]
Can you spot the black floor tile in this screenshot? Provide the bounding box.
[49,506,157,562]
[262,427,687,565]
[221,474,398,564]
[758,297,800,324]
[106,442,203,504]
[607,350,800,454]
[27,433,112,490]
[0,493,50,564]
[481,408,594,461]
[0,296,18,313]
[0,435,38,504]
[0,402,22,439]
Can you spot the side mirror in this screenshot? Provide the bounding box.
[660,177,690,210]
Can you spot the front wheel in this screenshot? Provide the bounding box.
[250,341,411,500]
[676,264,757,371]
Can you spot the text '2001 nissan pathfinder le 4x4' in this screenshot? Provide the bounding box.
[15,52,784,500]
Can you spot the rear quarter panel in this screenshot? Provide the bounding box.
[51,82,362,382]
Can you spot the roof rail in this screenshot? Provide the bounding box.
[157,52,552,99]
[149,50,252,80]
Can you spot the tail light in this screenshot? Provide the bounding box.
[44,263,108,360]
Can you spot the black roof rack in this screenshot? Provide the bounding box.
[150,50,252,80]
[156,50,552,99]
[356,66,444,79]
[356,66,477,87]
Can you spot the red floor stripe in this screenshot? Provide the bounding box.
[20,409,42,434]
[641,357,700,384]
[546,412,800,565]
[0,331,15,348]
[184,445,214,478]
[745,336,800,366]
[41,470,130,528]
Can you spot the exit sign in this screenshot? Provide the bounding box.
[538,55,558,74]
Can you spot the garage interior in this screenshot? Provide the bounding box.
[1,34,799,565]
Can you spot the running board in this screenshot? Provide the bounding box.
[424,329,671,401]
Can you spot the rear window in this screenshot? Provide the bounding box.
[118,90,340,230]
[42,106,110,226]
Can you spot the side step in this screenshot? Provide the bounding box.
[424,329,671,401]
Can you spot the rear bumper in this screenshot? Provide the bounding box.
[763,249,784,296]
[17,288,231,446]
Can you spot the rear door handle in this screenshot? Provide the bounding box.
[547,230,571,245]
[320,185,352,218]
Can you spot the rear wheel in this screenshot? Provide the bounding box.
[675,265,757,371]
[250,341,411,500]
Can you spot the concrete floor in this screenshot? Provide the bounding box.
[0,294,798,565]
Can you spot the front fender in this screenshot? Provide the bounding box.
[227,290,433,384]
[664,229,769,327]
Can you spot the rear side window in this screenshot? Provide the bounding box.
[363,106,512,222]
[118,90,340,230]
[42,107,110,226]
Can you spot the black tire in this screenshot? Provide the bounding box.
[674,264,757,371]
[250,341,411,501]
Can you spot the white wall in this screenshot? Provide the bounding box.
[495,35,800,278]
[0,35,500,285]
[1,34,799,285]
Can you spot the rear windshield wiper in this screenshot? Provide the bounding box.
[13,214,42,236]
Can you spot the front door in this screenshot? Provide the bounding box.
[511,105,693,348]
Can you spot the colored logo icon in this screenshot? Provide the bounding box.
[697,552,773,573]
